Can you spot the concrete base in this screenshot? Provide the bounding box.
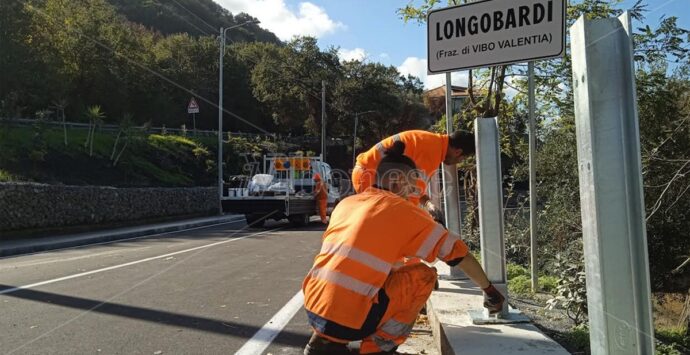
[468,307,531,325]
[427,263,570,355]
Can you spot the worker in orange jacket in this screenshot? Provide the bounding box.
[303,142,504,355]
[313,173,328,224]
[352,130,475,219]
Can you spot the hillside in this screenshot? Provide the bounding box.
[106,0,280,43]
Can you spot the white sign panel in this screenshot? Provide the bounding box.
[187,97,199,114]
[427,0,565,73]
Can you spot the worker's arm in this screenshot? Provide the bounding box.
[419,194,430,205]
[456,253,505,313]
[457,253,490,288]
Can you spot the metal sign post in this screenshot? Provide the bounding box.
[188,97,199,136]
[571,12,654,354]
[528,62,538,292]
[442,74,464,280]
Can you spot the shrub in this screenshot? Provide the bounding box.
[564,324,590,351]
[507,263,529,279]
[546,251,588,325]
[656,327,689,355]
[0,169,16,182]
[508,275,532,296]
[539,275,559,294]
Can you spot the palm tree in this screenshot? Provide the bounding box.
[111,113,133,165]
[51,99,68,146]
[84,105,105,157]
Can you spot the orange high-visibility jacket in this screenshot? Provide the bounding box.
[315,180,327,200]
[302,187,468,330]
[355,130,448,203]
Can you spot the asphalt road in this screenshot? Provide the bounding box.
[0,219,324,355]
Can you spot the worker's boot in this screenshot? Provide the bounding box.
[303,333,351,355]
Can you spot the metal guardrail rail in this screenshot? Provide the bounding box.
[0,118,353,145]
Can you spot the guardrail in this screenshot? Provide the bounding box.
[0,117,355,146]
[0,117,276,140]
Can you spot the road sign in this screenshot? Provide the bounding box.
[427,0,565,73]
[187,97,200,114]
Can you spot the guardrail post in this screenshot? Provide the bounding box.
[571,12,654,354]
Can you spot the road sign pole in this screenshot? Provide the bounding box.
[571,12,654,354]
[528,61,538,293]
[218,27,224,215]
[442,73,464,279]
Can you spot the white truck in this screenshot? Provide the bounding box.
[221,155,341,227]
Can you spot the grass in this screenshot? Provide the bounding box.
[0,124,224,187]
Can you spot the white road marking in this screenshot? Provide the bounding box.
[0,217,245,260]
[234,291,305,355]
[0,228,279,296]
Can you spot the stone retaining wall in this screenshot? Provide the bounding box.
[0,183,217,232]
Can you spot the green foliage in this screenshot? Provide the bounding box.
[507,263,529,279]
[563,324,590,352]
[0,125,241,187]
[546,251,588,325]
[655,327,690,355]
[539,275,559,295]
[0,169,17,182]
[506,265,558,295]
[508,275,532,296]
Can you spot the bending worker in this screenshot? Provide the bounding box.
[313,173,328,224]
[303,142,504,355]
[353,129,475,218]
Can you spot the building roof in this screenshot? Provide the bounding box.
[423,85,470,98]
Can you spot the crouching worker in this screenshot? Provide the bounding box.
[302,142,504,355]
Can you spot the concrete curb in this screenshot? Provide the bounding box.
[426,263,570,355]
[0,215,245,258]
[426,295,455,355]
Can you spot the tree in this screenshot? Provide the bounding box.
[237,37,342,135]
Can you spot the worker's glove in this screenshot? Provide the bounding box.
[482,283,505,314]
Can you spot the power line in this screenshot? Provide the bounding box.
[168,0,218,33]
[22,2,269,134]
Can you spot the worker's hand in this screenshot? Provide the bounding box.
[424,201,444,224]
[482,283,505,314]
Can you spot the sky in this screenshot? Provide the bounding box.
[216,0,690,89]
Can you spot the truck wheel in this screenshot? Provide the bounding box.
[289,214,310,227]
[245,214,266,228]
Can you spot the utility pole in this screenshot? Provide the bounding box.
[217,20,259,215]
[218,26,224,215]
[321,80,326,162]
[528,61,538,292]
[352,111,376,168]
[353,112,358,168]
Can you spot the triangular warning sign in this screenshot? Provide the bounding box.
[187,97,199,113]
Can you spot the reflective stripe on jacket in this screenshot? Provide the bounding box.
[302,187,468,329]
